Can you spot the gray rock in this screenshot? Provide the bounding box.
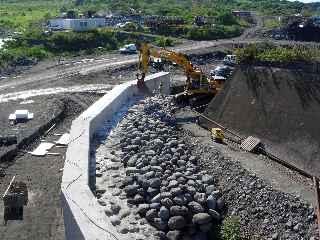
[161,198,174,208]
[170,206,189,216]
[110,215,121,226]
[127,157,138,167]
[194,193,206,205]
[187,186,197,195]
[168,140,178,147]
[125,184,140,197]
[202,175,214,185]
[188,201,205,214]
[110,204,121,214]
[170,187,183,196]
[123,176,134,185]
[177,160,186,167]
[293,223,302,232]
[150,203,161,209]
[271,233,279,240]
[187,180,196,186]
[207,195,217,210]
[199,222,213,232]
[159,206,170,220]
[192,213,212,225]
[137,204,150,216]
[120,210,131,219]
[173,195,187,206]
[110,163,121,170]
[104,206,113,216]
[151,193,162,203]
[126,167,142,175]
[153,218,168,231]
[166,230,182,240]
[168,180,179,188]
[168,216,186,230]
[146,209,158,221]
[111,189,122,196]
[208,209,221,221]
[148,187,159,197]
[145,171,155,179]
[150,178,162,188]
[193,232,208,240]
[205,185,215,195]
[119,226,129,234]
[97,199,106,206]
[216,198,225,211]
[155,231,167,239]
[132,194,144,204]
[145,150,156,156]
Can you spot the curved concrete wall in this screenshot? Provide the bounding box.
[61,72,170,240]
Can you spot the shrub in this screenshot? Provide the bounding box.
[221,216,241,240]
[235,43,316,64]
[154,36,174,47]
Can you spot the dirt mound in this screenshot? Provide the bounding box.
[202,65,320,177]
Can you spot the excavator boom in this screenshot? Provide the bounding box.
[136,42,219,105]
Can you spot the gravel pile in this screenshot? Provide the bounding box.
[184,135,319,240]
[96,96,224,240]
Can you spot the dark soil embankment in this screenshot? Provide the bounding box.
[202,65,320,177]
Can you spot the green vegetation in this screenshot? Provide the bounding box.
[0,27,176,70]
[235,43,320,64]
[262,18,282,29]
[79,0,317,17]
[0,1,64,31]
[221,216,242,240]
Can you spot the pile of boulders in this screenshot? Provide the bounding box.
[113,96,224,239]
[184,134,319,240]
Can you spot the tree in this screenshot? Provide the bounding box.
[216,10,237,25]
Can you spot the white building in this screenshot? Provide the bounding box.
[48,18,106,32]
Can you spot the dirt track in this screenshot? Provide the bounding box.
[203,65,320,178]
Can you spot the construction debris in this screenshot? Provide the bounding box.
[29,143,54,156]
[3,176,28,224]
[8,110,34,124]
[55,133,70,146]
[241,136,263,153]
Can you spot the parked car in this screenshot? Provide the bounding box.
[119,44,137,54]
[223,55,237,66]
[210,65,233,78]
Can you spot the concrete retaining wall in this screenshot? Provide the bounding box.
[61,72,170,240]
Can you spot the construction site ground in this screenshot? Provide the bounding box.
[1,20,320,238]
[0,93,102,240]
[175,108,316,205]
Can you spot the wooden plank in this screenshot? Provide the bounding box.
[3,176,15,199]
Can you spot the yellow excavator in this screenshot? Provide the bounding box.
[136,42,223,104]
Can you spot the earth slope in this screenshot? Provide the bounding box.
[203,65,320,177]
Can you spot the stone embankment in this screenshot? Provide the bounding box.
[96,96,224,240]
[95,95,318,240]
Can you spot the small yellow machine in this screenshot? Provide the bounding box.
[211,128,224,143]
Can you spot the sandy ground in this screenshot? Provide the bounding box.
[0,93,102,240]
